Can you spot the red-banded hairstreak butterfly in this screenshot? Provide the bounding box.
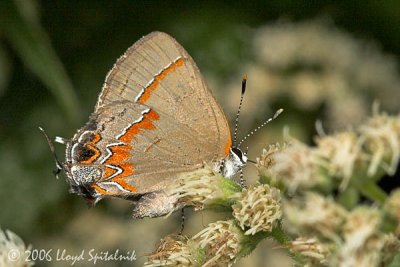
[41,32,275,218]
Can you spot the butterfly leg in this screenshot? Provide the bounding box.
[178,208,185,235]
[239,168,247,189]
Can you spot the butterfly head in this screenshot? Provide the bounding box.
[40,126,104,202]
[220,77,283,181]
[62,129,105,201]
[219,147,247,178]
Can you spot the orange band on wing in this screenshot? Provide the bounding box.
[114,175,137,192]
[103,166,118,178]
[224,129,232,156]
[98,109,160,194]
[106,145,132,164]
[118,110,160,143]
[92,184,111,195]
[80,133,102,164]
[137,58,185,104]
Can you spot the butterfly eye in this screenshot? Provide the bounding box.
[231,147,247,164]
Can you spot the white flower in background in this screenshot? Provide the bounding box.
[341,207,381,255]
[0,229,33,267]
[260,141,322,193]
[288,237,330,265]
[333,207,399,267]
[360,110,400,176]
[225,20,400,131]
[284,192,348,241]
[315,132,364,190]
[256,143,282,178]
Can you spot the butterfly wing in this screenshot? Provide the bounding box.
[68,32,231,199]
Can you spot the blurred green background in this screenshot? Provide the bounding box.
[0,1,399,266]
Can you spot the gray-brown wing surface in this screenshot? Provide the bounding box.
[87,32,231,195]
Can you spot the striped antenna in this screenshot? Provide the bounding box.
[233,75,247,146]
[237,108,284,147]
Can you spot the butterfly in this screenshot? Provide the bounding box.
[42,32,248,218]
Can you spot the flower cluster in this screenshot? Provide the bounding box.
[232,184,282,235]
[144,235,201,267]
[288,237,330,265]
[145,221,244,267]
[259,110,400,195]
[147,168,284,266]
[167,166,241,211]
[146,106,400,266]
[256,110,400,266]
[360,109,400,176]
[193,221,241,267]
[259,142,323,193]
[332,207,399,267]
[283,192,348,240]
[224,20,400,132]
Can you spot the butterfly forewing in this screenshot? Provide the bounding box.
[69,32,231,198]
